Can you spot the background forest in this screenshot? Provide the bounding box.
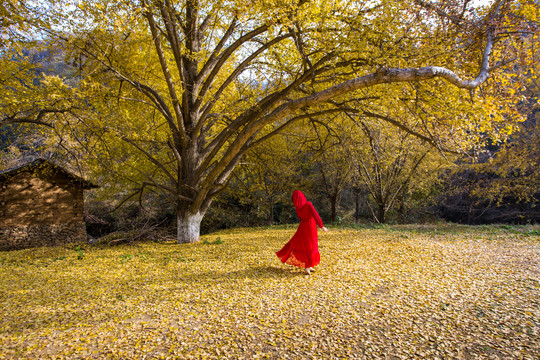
[1,0,539,240]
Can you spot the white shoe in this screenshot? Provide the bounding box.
[305,268,311,275]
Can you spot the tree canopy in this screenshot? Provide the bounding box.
[2,0,538,241]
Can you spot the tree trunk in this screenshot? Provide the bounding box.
[377,203,386,224]
[330,195,337,222]
[354,188,360,222]
[269,200,274,226]
[177,210,204,243]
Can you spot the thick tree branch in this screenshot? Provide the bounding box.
[195,33,293,138]
[205,29,499,190]
[160,0,189,103]
[199,12,212,34]
[199,52,336,169]
[1,109,71,128]
[194,24,269,111]
[196,17,238,91]
[260,57,497,128]
[143,0,187,147]
[289,22,313,73]
[166,139,183,172]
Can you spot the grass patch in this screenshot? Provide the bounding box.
[202,236,225,245]
[0,225,538,358]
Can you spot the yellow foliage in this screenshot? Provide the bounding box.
[0,225,539,358]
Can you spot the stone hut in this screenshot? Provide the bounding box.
[0,159,98,250]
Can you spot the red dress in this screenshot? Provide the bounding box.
[276,190,324,268]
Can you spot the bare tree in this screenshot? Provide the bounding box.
[305,119,352,222]
[352,118,430,223]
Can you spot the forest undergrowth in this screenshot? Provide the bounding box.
[1,224,539,359]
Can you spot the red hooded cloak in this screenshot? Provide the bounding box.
[276,190,324,268]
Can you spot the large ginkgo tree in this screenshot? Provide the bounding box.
[50,0,537,242]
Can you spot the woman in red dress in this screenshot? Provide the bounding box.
[276,190,328,275]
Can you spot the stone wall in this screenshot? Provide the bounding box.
[0,172,85,227]
[0,222,87,251]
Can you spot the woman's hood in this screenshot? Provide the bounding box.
[292,190,307,209]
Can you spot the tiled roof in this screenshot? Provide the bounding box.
[0,158,98,189]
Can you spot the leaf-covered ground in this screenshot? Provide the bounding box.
[1,224,539,359]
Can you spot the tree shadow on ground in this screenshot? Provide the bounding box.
[234,265,305,279]
[177,265,305,284]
